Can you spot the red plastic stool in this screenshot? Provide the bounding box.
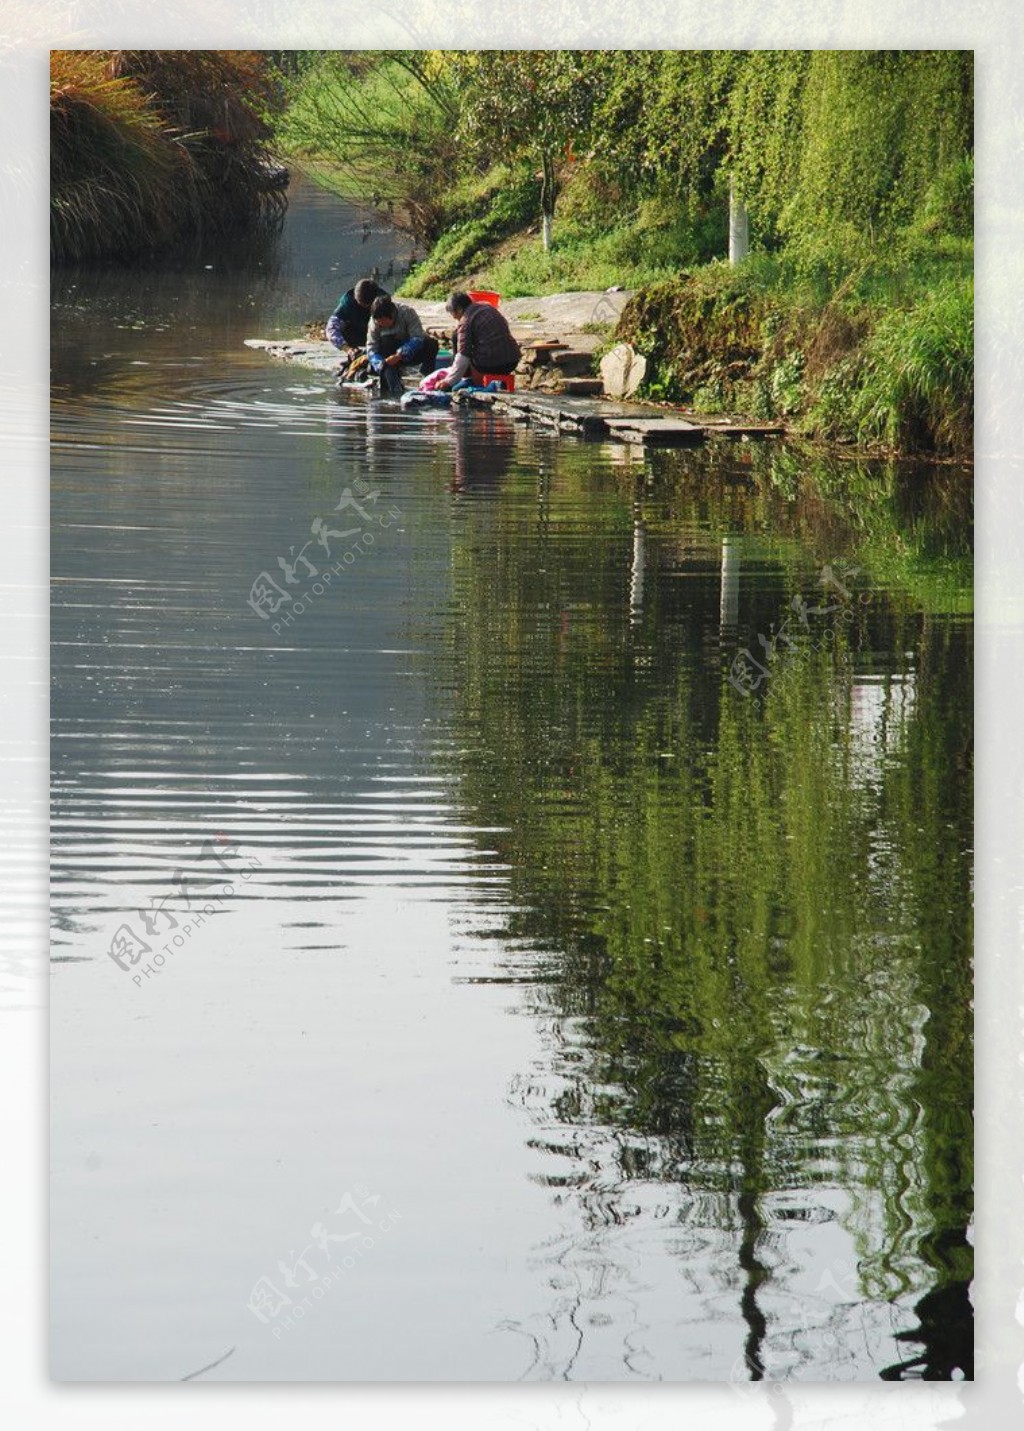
[479,372,515,392]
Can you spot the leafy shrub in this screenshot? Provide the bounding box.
[768,350,806,416]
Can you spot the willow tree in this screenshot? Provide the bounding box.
[277,51,461,239]
[729,50,974,261]
[449,50,597,250]
[590,49,971,267]
[589,50,755,263]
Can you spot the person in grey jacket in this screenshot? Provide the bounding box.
[366,297,439,395]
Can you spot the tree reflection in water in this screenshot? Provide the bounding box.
[437,436,972,1380]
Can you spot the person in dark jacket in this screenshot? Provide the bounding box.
[365,296,440,396]
[435,292,521,390]
[325,278,389,351]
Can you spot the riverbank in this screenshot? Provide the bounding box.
[287,161,972,459]
[388,222,972,459]
[250,285,789,441]
[246,288,787,449]
[251,276,972,464]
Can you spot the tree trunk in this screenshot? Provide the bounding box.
[729,174,749,266]
[540,151,555,252]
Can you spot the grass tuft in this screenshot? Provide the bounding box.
[51,50,287,264]
[848,277,973,454]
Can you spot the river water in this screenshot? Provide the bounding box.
[50,177,973,1383]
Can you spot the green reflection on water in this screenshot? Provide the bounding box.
[440,428,972,1377]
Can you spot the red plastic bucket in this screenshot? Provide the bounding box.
[468,290,500,307]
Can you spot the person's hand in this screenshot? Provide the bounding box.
[435,378,450,391]
[385,352,403,367]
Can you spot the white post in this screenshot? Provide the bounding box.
[719,536,739,632]
[541,211,553,252]
[630,514,645,626]
[729,174,749,266]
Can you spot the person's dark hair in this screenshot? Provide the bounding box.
[446,291,472,317]
[355,279,385,307]
[370,295,396,321]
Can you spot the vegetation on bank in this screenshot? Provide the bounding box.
[616,259,973,455]
[277,50,973,457]
[50,51,286,264]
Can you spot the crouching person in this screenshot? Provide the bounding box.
[325,278,389,352]
[436,291,521,391]
[366,297,440,396]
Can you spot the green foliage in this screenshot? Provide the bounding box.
[585,49,972,257]
[779,52,973,246]
[399,168,540,296]
[768,349,806,416]
[848,276,974,453]
[613,250,973,454]
[806,355,866,442]
[448,50,598,238]
[590,51,740,201]
[396,178,729,299]
[726,51,810,239]
[917,157,974,239]
[618,269,765,405]
[276,52,461,239]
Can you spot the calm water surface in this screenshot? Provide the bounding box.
[50,179,973,1382]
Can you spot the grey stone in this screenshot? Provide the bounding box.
[600,343,647,398]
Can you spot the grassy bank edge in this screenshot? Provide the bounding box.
[291,155,973,462]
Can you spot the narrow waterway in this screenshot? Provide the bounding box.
[50,176,973,1382]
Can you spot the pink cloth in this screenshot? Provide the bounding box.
[418,367,451,392]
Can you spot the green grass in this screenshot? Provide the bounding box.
[464,226,676,298]
[399,187,728,299]
[395,168,541,296]
[847,275,973,453]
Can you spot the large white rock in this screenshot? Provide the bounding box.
[600,343,647,398]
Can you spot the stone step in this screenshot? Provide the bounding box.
[700,421,786,438]
[604,418,706,447]
[550,348,596,370]
[442,389,787,446]
[558,378,605,396]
